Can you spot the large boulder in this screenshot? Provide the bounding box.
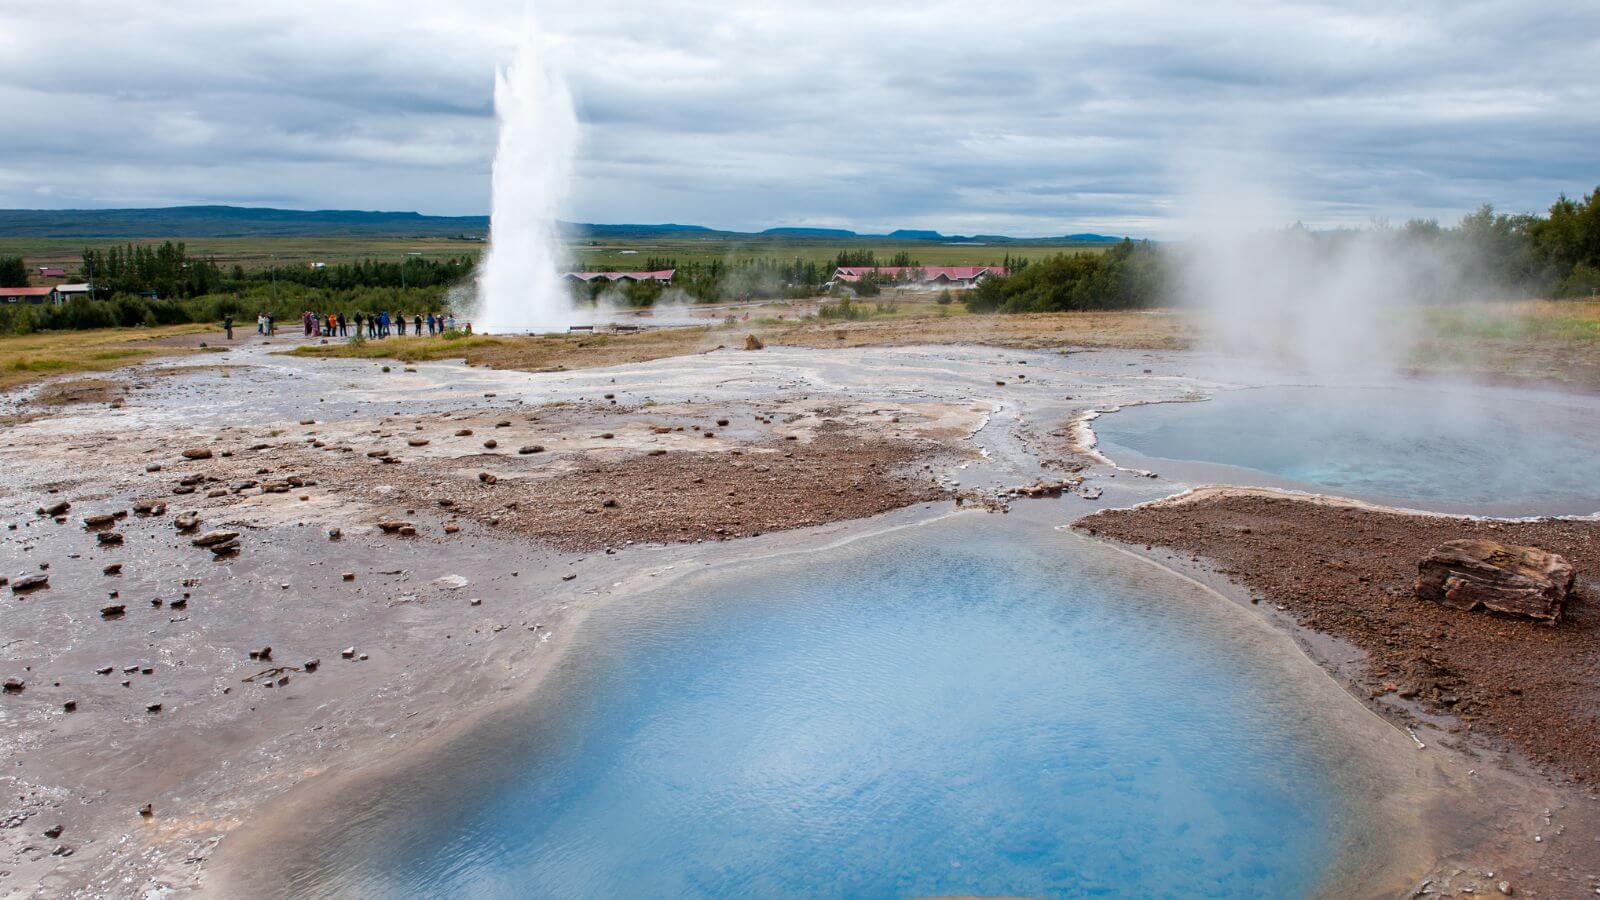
[1416,539,1574,624]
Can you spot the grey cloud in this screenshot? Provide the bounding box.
[0,0,1594,235]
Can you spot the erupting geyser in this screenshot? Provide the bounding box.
[475,14,578,333]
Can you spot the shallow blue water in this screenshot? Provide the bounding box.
[281,522,1368,898]
[1094,385,1600,515]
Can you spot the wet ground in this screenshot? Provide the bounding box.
[0,330,1592,897]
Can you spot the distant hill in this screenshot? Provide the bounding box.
[0,205,1129,244]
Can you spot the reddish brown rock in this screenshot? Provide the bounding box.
[1416,539,1574,624]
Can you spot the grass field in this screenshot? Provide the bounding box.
[0,324,211,391]
[0,235,1112,282]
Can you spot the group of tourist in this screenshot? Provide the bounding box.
[250,311,458,339]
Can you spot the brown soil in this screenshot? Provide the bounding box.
[1077,492,1600,783]
[163,408,953,553]
[31,377,124,405]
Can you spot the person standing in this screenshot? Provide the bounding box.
[223,315,234,340]
[337,312,347,337]
[413,313,422,336]
[397,313,406,336]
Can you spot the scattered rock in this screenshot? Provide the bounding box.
[173,511,200,532]
[376,520,413,534]
[82,513,117,528]
[37,500,70,517]
[407,438,429,447]
[1416,540,1574,623]
[138,804,153,818]
[327,527,341,540]
[479,472,498,484]
[483,439,498,449]
[97,531,124,545]
[181,448,213,460]
[133,500,166,516]
[11,573,49,593]
[43,825,62,839]
[191,530,240,548]
[342,571,355,581]
[145,703,162,714]
[100,604,126,618]
[456,429,473,436]
[247,646,272,661]
[303,658,320,672]
[519,445,545,454]
[562,573,577,581]
[62,700,77,712]
[341,647,356,659]
[3,678,23,693]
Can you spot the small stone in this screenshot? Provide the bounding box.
[181,448,213,460]
[518,445,545,455]
[478,472,498,484]
[443,523,460,534]
[11,573,49,593]
[342,571,355,581]
[469,597,482,606]
[456,429,473,436]
[483,439,497,449]
[341,647,356,659]
[407,438,429,447]
[145,703,162,713]
[37,500,70,517]
[191,530,239,548]
[82,513,117,528]
[562,573,577,581]
[327,527,341,540]
[376,521,412,534]
[97,531,124,545]
[62,700,77,712]
[174,511,200,532]
[1498,882,1513,896]
[44,825,63,838]
[3,678,23,693]
[138,804,153,818]
[303,658,320,672]
[100,604,126,618]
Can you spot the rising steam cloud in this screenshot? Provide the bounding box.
[474,12,579,333]
[1172,149,1498,378]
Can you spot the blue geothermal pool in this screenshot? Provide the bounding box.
[1092,384,1600,515]
[275,519,1384,898]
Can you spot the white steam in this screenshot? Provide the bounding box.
[474,12,578,334]
[1173,151,1470,378]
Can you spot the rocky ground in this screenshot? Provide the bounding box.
[0,334,1181,897]
[1078,488,1600,896]
[4,322,1599,897]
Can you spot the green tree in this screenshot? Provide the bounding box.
[0,256,27,286]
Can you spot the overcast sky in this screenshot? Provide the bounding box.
[1,0,1596,237]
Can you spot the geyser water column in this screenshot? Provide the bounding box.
[475,14,578,333]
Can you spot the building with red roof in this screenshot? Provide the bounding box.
[562,269,675,285]
[0,286,57,304]
[828,265,1009,288]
